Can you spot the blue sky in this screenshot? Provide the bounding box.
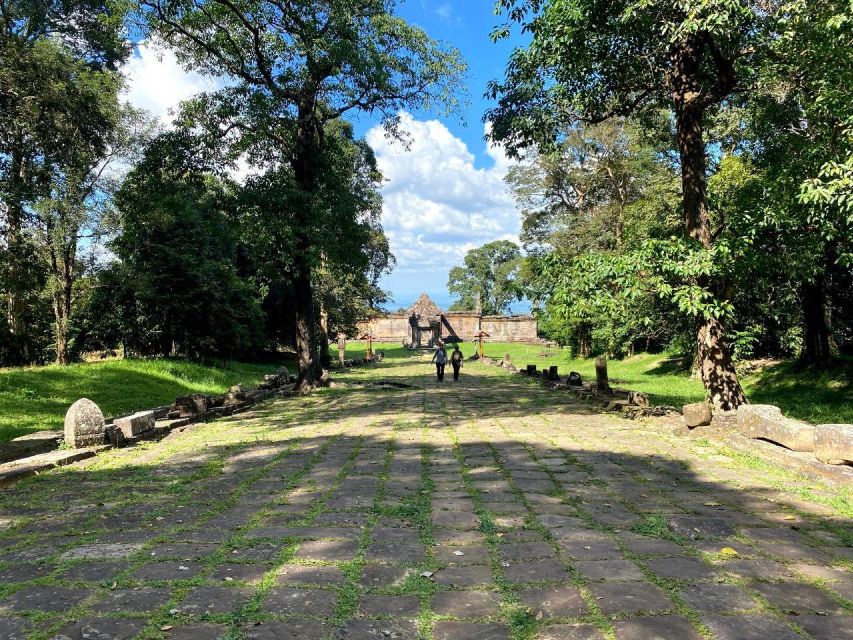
[124,0,528,313]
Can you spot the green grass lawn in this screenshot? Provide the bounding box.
[349,341,853,424]
[0,358,288,443]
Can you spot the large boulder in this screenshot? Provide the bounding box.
[737,404,814,452]
[814,424,853,465]
[64,399,106,448]
[113,410,155,438]
[682,402,712,428]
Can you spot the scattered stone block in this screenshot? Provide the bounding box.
[64,398,106,448]
[711,409,738,431]
[814,424,853,465]
[628,391,650,407]
[105,424,126,447]
[567,371,583,386]
[225,384,246,405]
[113,410,155,437]
[737,404,814,452]
[172,393,210,417]
[683,402,712,428]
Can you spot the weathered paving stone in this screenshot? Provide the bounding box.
[244,620,331,639]
[431,590,502,617]
[359,594,420,616]
[176,586,249,615]
[795,614,853,639]
[587,582,674,614]
[365,542,425,564]
[574,559,645,582]
[263,587,337,617]
[277,564,347,585]
[53,617,146,640]
[0,617,29,640]
[0,562,54,582]
[534,623,605,639]
[59,543,143,561]
[702,615,801,640]
[503,559,572,584]
[434,529,486,546]
[91,587,171,613]
[499,541,555,560]
[752,581,847,615]
[435,544,490,565]
[433,621,509,640]
[130,560,203,580]
[164,623,230,639]
[432,511,481,529]
[148,542,219,559]
[360,565,415,589]
[210,562,270,583]
[721,558,794,580]
[516,586,587,617]
[337,618,418,638]
[0,585,91,613]
[558,539,623,560]
[666,516,735,539]
[60,561,125,582]
[294,539,360,561]
[679,583,757,613]
[644,556,718,581]
[612,615,703,640]
[434,565,495,587]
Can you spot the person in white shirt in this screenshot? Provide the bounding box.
[431,341,447,382]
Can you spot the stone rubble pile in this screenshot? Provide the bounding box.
[680,401,852,469]
[1,364,300,485]
[478,355,667,419]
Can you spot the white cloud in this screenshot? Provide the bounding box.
[366,112,521,305]
[123,41,217,125]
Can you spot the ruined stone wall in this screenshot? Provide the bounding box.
[356,314,410,342]
[441,312,481,340]
[357,312,538,343]
[482,316,538,342]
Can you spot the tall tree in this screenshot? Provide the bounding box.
[141,0,464,388]
[447,240,522,315]
[0,0,129,363]
[487,0,776,409]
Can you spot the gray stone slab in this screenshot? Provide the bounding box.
[433,621,509,640]
[612,615,702,640]
[702,615,800,640]
[245,620,331,639]
[432,590,502,617]
[679,583,757,613]
[176,585,250,615]
[534,624,604,640]
[337,619,418,638]
[0,586,91,613]
[516,586,587,617]
[53,617,145,640]
[91,586,171,613]
[588,582,674,614]
[263,587,336,617]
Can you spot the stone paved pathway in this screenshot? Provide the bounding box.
[0,358,851,639]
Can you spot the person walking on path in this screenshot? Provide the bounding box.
[337,335,346,367]
[450,344,464,381]
[431,341,447,382]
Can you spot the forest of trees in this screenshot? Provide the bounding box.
[3,0,853,409]
[481,0,853,409]
[0,0,464,388]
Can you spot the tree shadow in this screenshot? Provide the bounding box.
[0,375,850,639]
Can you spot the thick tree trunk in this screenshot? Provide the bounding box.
[291,104,323,390]
[292,254,316,390]
[800,277,832,367]
[5,148,29,363]
[672,37,746,410]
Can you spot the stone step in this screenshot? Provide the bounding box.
[0,431,63,465]
[0,447,104,486]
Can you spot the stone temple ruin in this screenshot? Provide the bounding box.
[357,293,537,348]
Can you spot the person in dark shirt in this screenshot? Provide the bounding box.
[450,344,464,381]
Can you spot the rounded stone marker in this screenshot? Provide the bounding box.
[64,398,106,448]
